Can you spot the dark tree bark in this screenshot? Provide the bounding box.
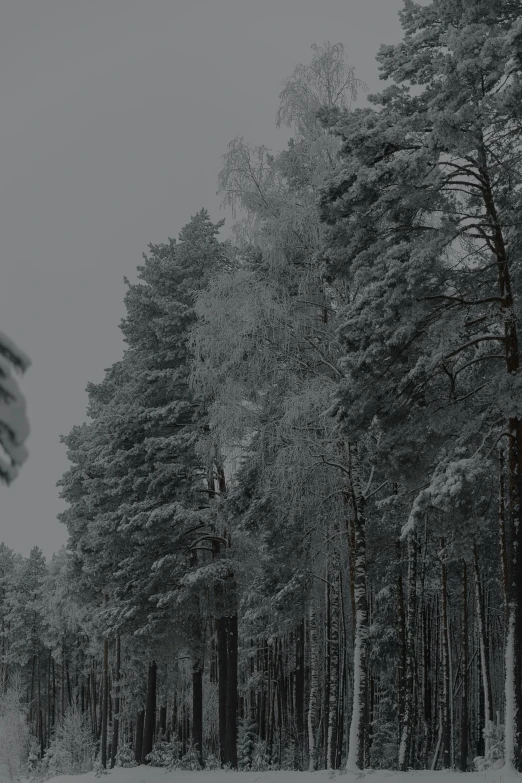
[440,540,451,769]
[475,134,522,769]
[397,537,407,738]
[142,661,157,763]
[459,562,468,772]
[499,450,509,623]
[135,709,145,764]
[399,531,417,770]
[159,705,167,738]
[61,639,66,720]
[295,620,305,764]
[192,658,203,767]
[216,614,228,764]
[110,634,121,769]
[225,613,238,768]
[327,517,341,771]
[101,636,109,768]
[473,544,493,753]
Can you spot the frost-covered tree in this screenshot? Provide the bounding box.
[0,675,30,781]
[45,704,95,776]
[58,209,229,766]
[191,41,366,772]
[319,0,522,769]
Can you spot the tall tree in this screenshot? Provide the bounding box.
[319,0,522,767]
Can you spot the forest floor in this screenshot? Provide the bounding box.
[43,766,522,783]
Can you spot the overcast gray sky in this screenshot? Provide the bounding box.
[0,0,406,558]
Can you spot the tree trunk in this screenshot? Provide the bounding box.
[327,518,341,770]
[216,614,228,764]
[459,562,469,771]
[110,634,121,768]
[440,540,451,769]
[307,598,319,771]
[399,530,417,770]
[61,638,66,720]
[295,620,305,765]
[51,656,56,735]
[192,658,203,767]
[225,613,238,768]
[476,135,522,769]
[473,544,493,756]
[499,450,509,623]
[505,416,522,770]
[37,647,44,757]
[142,661,157,763]
[101,635,109,768]
[90,660,97,739]
[397,536,407,744]
[135,709,145,764]
[159,705,167,738]
[347,441,369,771]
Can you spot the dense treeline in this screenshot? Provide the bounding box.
[4,1,522,776]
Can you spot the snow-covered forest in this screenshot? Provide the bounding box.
[4,1,522,780]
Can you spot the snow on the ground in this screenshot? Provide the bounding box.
[42,766,522,783]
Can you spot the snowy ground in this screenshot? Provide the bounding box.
[42,766,522,783]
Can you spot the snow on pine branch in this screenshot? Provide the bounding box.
[0,332,30,484]
[0,330,30,373]
[402,452,491,539]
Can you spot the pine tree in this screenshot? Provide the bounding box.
[319,0,522,768]
[58,210,228,763]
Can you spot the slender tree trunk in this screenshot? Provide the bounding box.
[423,605,432,766]
[327,518,341,771]
[101,636,109,768]
[295,620,305,766]
[210,467,237,769]
[37,647,44,757]
[61,640,66,721]
[324,569,331,770]
[51,656,56,734]
[505,413,522,770]
[135,709,145,764]
[399,531,417,770]
[159,705,167,738]
[440,540,451,769]
[192,657,203,767]
[347,441,369,772]
[142,661,157,763]
[110,634,121,768]
[473,544,493,756]
[499,450,509,623]
[47,649,52,749]
[226,612,238,768]
[307,598,319,771]
[90,660,97,739]
[460,562,469,771]
[396,536,407,743]
[215,609,228,763]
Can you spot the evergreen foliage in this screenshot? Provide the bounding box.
[7,11,522,776]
